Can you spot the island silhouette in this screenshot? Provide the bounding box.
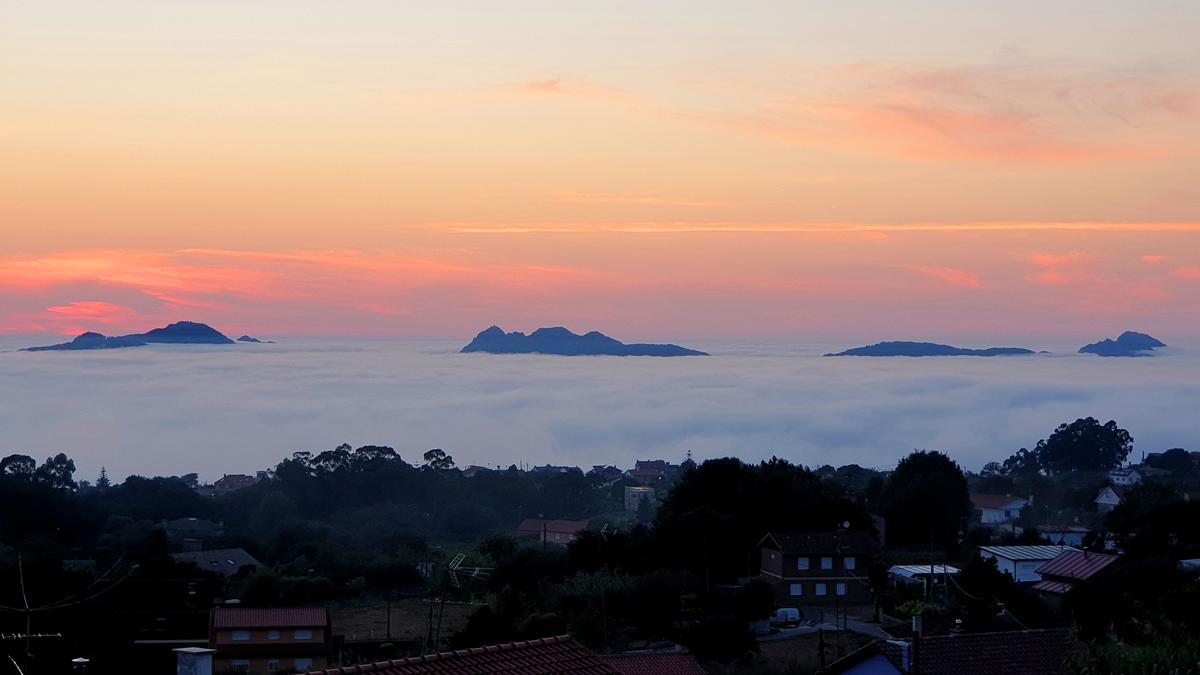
[825,341,1037,357]
[461,326,707,356]
[1079,331,1166,357]
[23,321,235,351]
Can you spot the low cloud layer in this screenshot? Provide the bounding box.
[1,338,1197,482]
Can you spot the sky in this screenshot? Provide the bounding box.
[3,1,1199,341]
[3,339,1198,481]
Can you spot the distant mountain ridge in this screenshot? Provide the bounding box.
[825,341,1038,357]
[23,321,235,351]
[461,326,708,356]
[1079,331,1166,357]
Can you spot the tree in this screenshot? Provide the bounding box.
[880,451,970,548]
[1146,448,1195,475]
[96,467,111,489]
[35,453,77,490]
[1004,418,1133,476]
[0,454,36,480]
[423,448,455,471]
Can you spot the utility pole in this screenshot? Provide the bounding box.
[18,554,31,658]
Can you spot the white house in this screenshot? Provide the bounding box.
[978,545,1073,583]
[1108,467,1143,486]
[1095,485,1125,514]
[970,494,1030,524]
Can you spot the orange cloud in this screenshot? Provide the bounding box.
[1142,254,1172,265]
[552,191,732,208]
[906,266,981,288]
[1025,251,1101,285]
[1176,267,1200,280]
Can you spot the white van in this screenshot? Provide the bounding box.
[770,607,801,627]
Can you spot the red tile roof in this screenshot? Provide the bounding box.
[1035,549,1119,581]
[824,629,1076,675]
[212,607,328,629]
[305,635,614,674]
[1032,550,1121,594]
[603,653,705,675]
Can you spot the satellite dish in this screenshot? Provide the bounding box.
[842,521,850,530]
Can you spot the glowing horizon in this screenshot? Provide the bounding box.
[3,2,1198,340]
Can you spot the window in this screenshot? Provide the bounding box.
[268,660,280,672]
[231,661,250,673]
[815,583,828,596]
[844,556,856,571]
[797,557,810,571]
[294,658,314,670]
[836,583,847,596]
[821,557,833,570]
[231,630,251,641]
[268,630,281,641]
[294,629,314,640]
[789,583,803,596]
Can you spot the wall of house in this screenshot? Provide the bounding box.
[214,655,326,674]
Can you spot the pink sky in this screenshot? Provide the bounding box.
[2,2,1198,341]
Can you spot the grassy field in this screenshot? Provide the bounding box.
[330,597,479,643]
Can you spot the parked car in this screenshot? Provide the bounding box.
[770,607,802,627]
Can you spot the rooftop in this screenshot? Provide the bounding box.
[213,607,328,629]
[303,635,614,674]
[889,564,960,579]
[760,531,879,555]
[978,545,1073,561]
[171,548,262,577]
[604,652,705,675]
[1032,550,1120,593]
[824,629,1076,675]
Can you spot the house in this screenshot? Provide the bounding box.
[759,531,879,606]
[1094,485,1126,514]
[1035,525,1090,547]
[624,486,655,512]
[626,460,680,485]
[820,628,1076,675]
[301,635,704,675]
[162,517,225,540]
[214,473,262,493]
[887,565,960,591]
[978,545,1073,583]
[210,607,330,673]
[172,548,263,578]
[970,494,1029,524]
[461,465,492,478]
[516,518,589,545]
[587,465,624,483]
[1032,549,1120,595]
[532,464,583,475]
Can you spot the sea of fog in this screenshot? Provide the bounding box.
[1,335,1198,482]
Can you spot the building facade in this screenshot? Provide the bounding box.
[759,531,878,607]
[209,607,330,674]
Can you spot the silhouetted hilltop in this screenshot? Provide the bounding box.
[238,335,274,344]
[1079,331,1166,357]
[24,321,235,351]
[461,326,708,356]
[825,341,1037,357]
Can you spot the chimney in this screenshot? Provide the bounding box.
[174,647,215,675]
